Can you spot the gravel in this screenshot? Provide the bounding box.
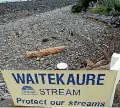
[0,5,115,70]
[0,72,11,107]
[0,0,78,24]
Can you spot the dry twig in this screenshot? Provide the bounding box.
[24,46,67,58]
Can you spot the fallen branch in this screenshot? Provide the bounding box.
[82,59,108,70]
[24,46,67,58]
[92,64,109,70]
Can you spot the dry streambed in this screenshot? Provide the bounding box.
[0,6,117,70]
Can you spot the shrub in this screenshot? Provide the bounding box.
[71,0,119,16]
[89,5,109,16]
[71,0,84,13]
[115,0,120,7]
[71,4,83,13]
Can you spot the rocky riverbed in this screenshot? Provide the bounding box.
[0,0,78,24]
[0,6,116,70]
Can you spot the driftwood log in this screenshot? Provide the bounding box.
[24,46,67,58]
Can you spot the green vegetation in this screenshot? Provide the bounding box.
[89,5,109,16]
[71,4,83,13]
[71,0,84,13]
[115,0,120,7]
[72,0,120,16]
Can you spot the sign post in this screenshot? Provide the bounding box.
[109,53,120,107]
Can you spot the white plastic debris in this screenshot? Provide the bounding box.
[57,62,68,70]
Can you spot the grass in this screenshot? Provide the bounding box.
[89,5,110,16]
